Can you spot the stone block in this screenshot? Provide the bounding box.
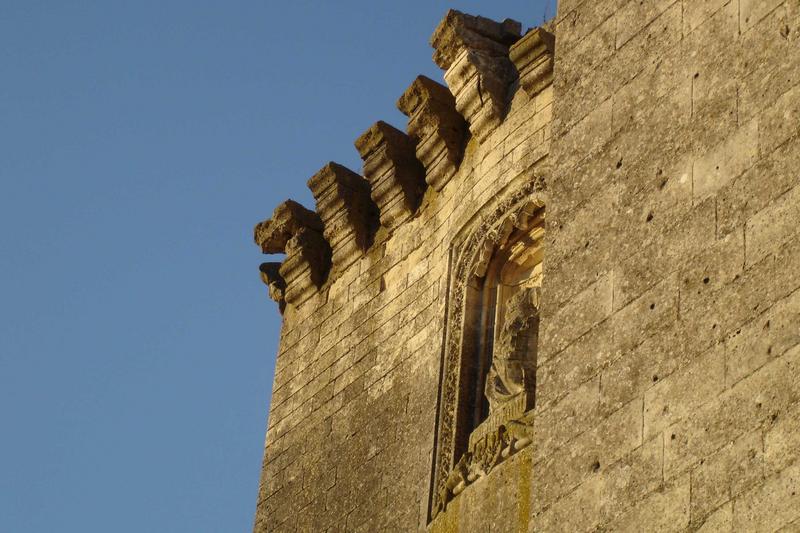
[746,183,800,267]
[605,475,691,532]
[692,119,759,201]
[664,345,800,476]
[733,460,800,532]
[643,343,725,440]
[759,83,800,157]
[540,272,614,361]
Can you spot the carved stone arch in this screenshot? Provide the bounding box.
[430,178,546,519]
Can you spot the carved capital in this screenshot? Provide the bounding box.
[259,262,286,313]
[397,76,468,192]
[308,162,377,274]
[509,28,555,98]
[254,200,330,308]
[355,121,426,229]
[430,10,522,143]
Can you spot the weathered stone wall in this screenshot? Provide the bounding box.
[252,1,800,531]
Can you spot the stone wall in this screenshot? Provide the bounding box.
[252,1,800,531]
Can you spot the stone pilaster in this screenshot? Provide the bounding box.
[307,162,378,274]
[397,75,468,192]
[355,121,426,229]
[253,200,331,307]
[509,28,555,98]
[430,10,522,143]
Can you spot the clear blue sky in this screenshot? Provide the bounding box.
[0,1,556,531]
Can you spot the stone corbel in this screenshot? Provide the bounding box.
[509,28,555,98]
[307,162,378,275]
[397,76,468,192]
[253,200,331,307]
[259,262,286,314]
[430,10,522,143]
[355,121,426,229]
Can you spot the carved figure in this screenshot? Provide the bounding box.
[485,287,540,412]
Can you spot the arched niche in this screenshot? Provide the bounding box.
[431,182,546,519]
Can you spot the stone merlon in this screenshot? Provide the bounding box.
[509,28,555,98]
[307,162,378,274]
[253,199,323,254]
[397,75,468,192]
[355,121,426,229]
[253,200,330,308]
[430,10,522,143]
[430,10,522,70]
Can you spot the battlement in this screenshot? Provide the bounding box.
[253,11,554,313]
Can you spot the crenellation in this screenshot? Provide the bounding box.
[397,76,468,192]
[354,121,427,231]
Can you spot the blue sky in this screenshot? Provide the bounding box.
[0,1,556,531]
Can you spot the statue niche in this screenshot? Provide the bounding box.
[467,206,542,438]
[433,202,543,517]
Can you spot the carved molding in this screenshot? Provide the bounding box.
[397,75,468,192]
[253,200,331,308]
[430,10,522,144]
[355,121,426,229]
[430,177,546,520]
[509,28,555,98]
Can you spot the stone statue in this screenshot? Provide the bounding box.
[485,286,540,413]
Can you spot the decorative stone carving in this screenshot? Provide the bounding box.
[259,262,286,313]
[253,200,331,308]
[435,422,533,516]
[307,162,378,274]
[430,179,546,519]
[430,10,522,143]
[397,75,468,192]
[509,28,555,98]
[355,121,426,229]
[253,200,323,254]
[485,287,540,413]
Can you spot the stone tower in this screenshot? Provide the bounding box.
[252,2,800,531]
